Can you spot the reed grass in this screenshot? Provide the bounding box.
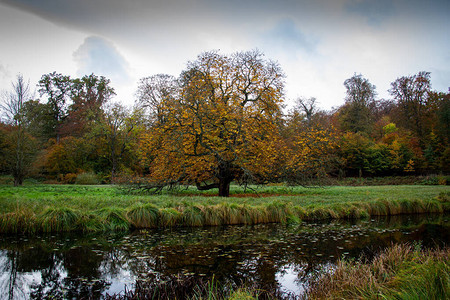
[127,203,160,228]
[0,184,448,234]
[76,213,104,232]
[0,208,37,234]
[98,207,130,231]
[182,205,205,227]
[39,207,79,232]
[159,207,181,227]
[306,243,450,300]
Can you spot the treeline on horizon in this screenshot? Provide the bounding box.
[0,50,449,193]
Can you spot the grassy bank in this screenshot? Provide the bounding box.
[0,184,449,234]
[306,243,449,299]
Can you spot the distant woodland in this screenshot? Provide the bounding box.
[1,50,448,195]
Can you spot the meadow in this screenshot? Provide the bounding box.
[0,183,448,234]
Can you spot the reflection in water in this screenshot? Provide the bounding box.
[0,214,448,299]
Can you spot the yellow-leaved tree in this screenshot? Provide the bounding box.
[137,50,285,196]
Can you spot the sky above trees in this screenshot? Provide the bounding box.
[0,0,448,109]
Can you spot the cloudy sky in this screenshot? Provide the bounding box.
[0,0,448,110]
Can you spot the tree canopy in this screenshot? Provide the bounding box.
[139,50,285,196]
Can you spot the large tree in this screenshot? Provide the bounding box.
[140,50,285,196]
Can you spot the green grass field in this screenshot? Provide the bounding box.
[0,184,449,233]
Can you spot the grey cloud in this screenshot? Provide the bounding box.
[1,0,208,26]
[344,0,450,27]
[0,0,334,31]
[345,0,396,26]
[73,36,131,83]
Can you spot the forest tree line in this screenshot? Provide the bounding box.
[0,50,448,195]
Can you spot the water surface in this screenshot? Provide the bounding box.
[0,213,448,299]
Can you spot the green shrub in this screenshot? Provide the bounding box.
[75,172,100,185]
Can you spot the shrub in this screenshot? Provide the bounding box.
[75,172,100,185]
[64,173,78,184]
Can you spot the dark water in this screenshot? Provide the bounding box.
[0,214,449,299]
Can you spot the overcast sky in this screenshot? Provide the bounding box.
[0,0,448,110]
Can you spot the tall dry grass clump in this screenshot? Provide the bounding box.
[182,205,205,227]
[39,207,79,232]
[0,209,37,234]
[76,213,104,232]
[306,243,450,299]
[98,207,130,231]
[265,201,298,223]
[127,203,160,228]
[159,208,181,227]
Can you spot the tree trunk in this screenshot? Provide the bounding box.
[218,178,231,197]
[13,177,23,187]
[217,161,233,197]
